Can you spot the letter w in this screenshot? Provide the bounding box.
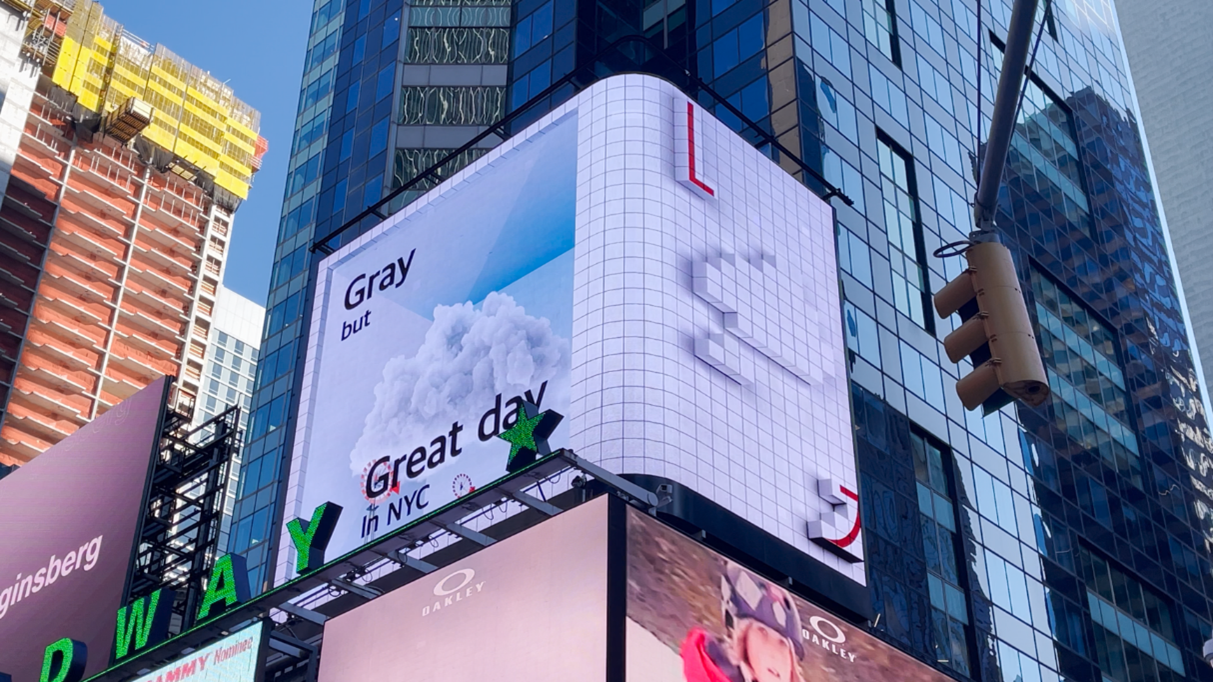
[114,588,175,660]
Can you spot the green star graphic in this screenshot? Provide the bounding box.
[497,401,563,473]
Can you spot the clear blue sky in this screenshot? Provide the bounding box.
[103,0,313,306]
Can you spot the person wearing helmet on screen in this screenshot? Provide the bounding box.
[680,561,806,682]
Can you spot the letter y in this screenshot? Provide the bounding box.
[287,502,343,574]
[396,250,415,288]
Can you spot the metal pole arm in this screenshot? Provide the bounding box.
[973,0,1040,236]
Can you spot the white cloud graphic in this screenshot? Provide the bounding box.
[349,292,569,476]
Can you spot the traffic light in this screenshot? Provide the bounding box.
[934,241,1050,413]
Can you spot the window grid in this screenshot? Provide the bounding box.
[1030,270,1141,486]
[992,43,1093,232]
[406,27,510,64]
[398,86,505,126]
[1080,546,1185,681]
[200,330,258,432]
[877,136,931,332]
[860,0,900,64]
[912,431,970,676]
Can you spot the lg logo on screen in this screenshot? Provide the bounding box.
[674,98,716,199]
[806,478,863,563]
[421,568,485,616]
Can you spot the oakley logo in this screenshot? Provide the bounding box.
[433,569,476,596]
[422,568,486,617]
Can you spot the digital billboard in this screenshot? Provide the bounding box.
[0,377,167,681]
[127,623,265,682]
[285,73,859,588]
[280,112,577,583]
[316,496,608,682]
[626,507,952,682]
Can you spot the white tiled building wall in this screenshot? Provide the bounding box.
[566,76,861,584]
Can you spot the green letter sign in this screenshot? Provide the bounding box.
[196,554,250,622]
[113,588,175,660]
[286,502,342,573]
[40,639,86,682]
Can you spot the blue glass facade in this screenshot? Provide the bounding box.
[237,0,1213,679]
[231,0,406,590]
[229,0,338,590]
[232,0,498,590]
[804,0,1213,678]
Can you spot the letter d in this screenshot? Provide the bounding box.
[41,638,87,682]
[478,393,502,441]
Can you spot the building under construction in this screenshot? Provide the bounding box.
[0,0,266,464]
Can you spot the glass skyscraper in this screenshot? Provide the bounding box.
[234,0,1213,680]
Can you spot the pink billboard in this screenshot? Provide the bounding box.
[317,496,609,682]
[0,377,167,681]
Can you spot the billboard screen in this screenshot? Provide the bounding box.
[286,73,858,588]
[626,507,952,682]
[281,111,577,583]
[128,623,265,682]
[0,377,167,681]
[316,496,608,682]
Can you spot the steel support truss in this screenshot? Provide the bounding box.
[94,449,656,682]
[126,403,242,632]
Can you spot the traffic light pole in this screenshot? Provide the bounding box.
[932,0,1051,413]
[973,0,1040,237]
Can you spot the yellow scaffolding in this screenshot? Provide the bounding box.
[50,0,263,199]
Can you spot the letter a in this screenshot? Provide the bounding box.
[197,554,251,622]
[114,588,176,660]
[286,502,343,574]
[40,639,86,682]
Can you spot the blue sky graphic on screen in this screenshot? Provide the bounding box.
[286,114,576,579]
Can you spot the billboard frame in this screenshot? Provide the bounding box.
[288,71,864,595]
[77,452,883,682]
[123,399,244,639]
[606,492,628,682]
[80,449,652,681]
[118,377,173,626]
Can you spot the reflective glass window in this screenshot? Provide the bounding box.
[877,136,931,330]
[1031,270,1140,486]
[912,430,970,675]
[860,0,899,63]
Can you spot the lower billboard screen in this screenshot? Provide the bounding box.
[626,507,952,682]
[129,623,265,682]
[317,496,608,682]
[0,377,167,681]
